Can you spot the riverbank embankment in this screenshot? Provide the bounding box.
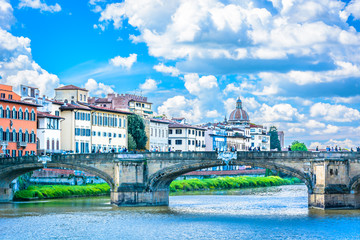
[13,176,301,201]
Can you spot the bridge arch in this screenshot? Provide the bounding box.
[147,160,312,193]
[0,162,115,191]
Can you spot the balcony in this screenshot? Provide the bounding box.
[17,142,27,148]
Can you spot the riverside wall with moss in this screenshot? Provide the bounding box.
[169,176,302,193]
[13,183,111,201]
[13,176,302,201]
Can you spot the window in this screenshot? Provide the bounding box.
[103,132,107,137]
[76,142,79,153]
[151,128,153,136]
[98,132,101,137]
[168,140,171,145]
[47,139,50,150]
[11,150,16,157]
[81,128,85,136]
[175,129,182,134]
[56,140,59,150]
[118,134,121,138]
[31,110,35,121]
[93,131,96,136]
[188,140,191,145]
[6,107,10,119]
[25,130,29,143]
[86,129,91,136]
[25,109,29,120]
[202,132,204,137]
[123,119,126,128]
[192,140,195,145]
[113,133,116,138]
[80,94,82,101]
[8,94,12,100]
[169,129,173,134]
[12,107,17,119]
[52,139,55,150]
[192,130,195,135]
[0,106,3,118]
[188,130,191,134]
[0,128,2,141]
[175,140,182,145]
[0,93,5,98]
[55,111,60,116]
[118,118,121,127]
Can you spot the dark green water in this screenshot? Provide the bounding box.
[0,185,360,239]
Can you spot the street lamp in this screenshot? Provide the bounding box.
[1,141,8,156]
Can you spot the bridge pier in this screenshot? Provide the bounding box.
[308,193,359,209]
[111,189,169,206]
[0,187,13,202]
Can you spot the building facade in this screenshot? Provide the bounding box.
[149,118,169,151]
[250,124,270,151]
[168,122,206,152]
[37,112,63,154]
[0,84,38,157]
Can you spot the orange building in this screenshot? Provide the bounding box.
[0,84,39,157]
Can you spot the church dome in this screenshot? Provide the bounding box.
[229,98,249,123]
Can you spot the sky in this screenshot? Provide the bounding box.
[0,0,360,148]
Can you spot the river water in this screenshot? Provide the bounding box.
[1,185,360,240]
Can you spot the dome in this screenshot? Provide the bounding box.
[228,98,250,123]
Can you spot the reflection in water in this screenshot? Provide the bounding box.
[0,185,360,240]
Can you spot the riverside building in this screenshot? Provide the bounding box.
[0,84,39,157]
[168,122,206,152]
[149,118,169,151]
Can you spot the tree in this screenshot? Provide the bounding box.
[128,134,137,151]
[291,141,308,151]
[127,115,148,150]
[269,126,281,151]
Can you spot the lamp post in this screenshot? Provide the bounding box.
[1,141,8,157]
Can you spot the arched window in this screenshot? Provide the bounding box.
[6,106,10,118]
[18,108,23,120]
[0,105,3,118]
[25,130,29,143]
[12,129,16,142]
[47,139,50,150]
[25,108,29,120]
[5,128,9,141]
[31,110,35,121]
[56,140,59,150]
[52,139,55,150]
[0,128,3,141]
[18,129,23,142]
[12,107,17,119]
[31,131,35,143]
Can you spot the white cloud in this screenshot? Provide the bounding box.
[312,124,339,135]
[0,0,14,29]
[206,110,220,118]
[109,53,137,69]
[157,95,202,123]
[310,102,360,122]
[153,63,180,76]
[139,78,159,92]
[305,120,326,129]
[309,139,356,149]
[342,0,360,20]
[18,0,61,13]
[183,73,218,96]
[254,103,305,123]
[288,127,306,133]
[333,95,360,104]
[84,78,114,97]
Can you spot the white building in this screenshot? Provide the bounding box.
[90,105,130,153]
[149,118,169,152]
[250,124,270,151]
[168,122,206,152]
[37,112,63,154]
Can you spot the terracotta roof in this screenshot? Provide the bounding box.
[229,108,249,122]
[60,103,91,111]
[0,98,42,107]
[55,85,88,92]
[150,118,170,124]
[250,124,263,128]
[128,99,152,104]
[89,105,133,115]
[95,98,111,103]
[37,111,64,119]
[169,122,206,130]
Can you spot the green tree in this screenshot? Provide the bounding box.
[291,141,308,151]
[127,115,148,150]
[269,126,281,151]
[128,134,137,151]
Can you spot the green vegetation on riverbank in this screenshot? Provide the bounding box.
[14,176,302,201]
[13,183,110,201]
[169,176,302,193]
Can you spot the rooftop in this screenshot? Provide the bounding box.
[55,85,88,92]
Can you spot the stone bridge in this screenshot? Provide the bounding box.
[1,151,360,209]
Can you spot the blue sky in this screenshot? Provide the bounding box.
[1,0,360,148]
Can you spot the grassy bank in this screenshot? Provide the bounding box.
[14,183,110,201]
[169,176,302,193]
[14,176,302,201]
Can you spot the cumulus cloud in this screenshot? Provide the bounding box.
[153,63,180,76]
[0,0,14,29]
[254,103,305,123]
[84,78,114,97]
[109,53,137,69]
[139,78,159,92]
[310,102,360,122]
[309,139,356,149]
[18,0,61,13]
[157,96,202,123]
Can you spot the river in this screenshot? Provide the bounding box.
[0,185,360,240]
